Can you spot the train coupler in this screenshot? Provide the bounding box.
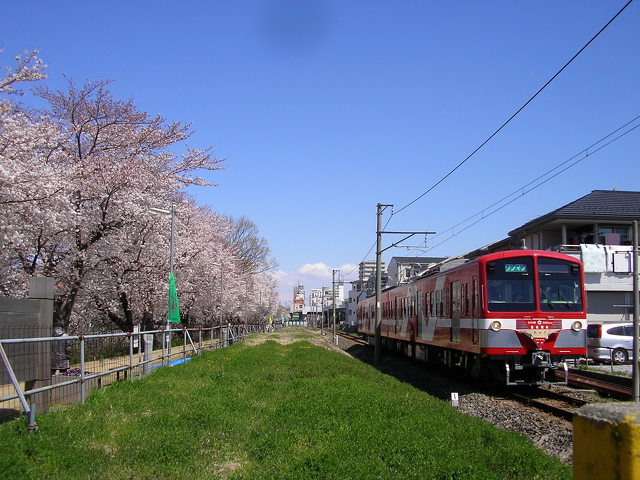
[505,355,568,386]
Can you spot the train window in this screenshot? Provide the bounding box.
[430,292,434,316]
[486,257,535,312]
[444,288,449,318]
[464,283,469,316]
[472,278,478,316]
[538,258,583,312]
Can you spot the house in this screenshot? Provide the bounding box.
[387,256,448,287]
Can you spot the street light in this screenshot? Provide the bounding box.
[150,203,177,365]
[212,262,224,326]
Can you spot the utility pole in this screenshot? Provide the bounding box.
[320,290,325,336]
[633,220,639,402]
[333,269,339,345]
[375,203,435,365]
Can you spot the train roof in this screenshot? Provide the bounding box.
[416,248,581,280]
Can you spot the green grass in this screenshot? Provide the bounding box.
[0,334,571,479]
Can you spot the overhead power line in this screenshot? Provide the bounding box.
[345,1,634,277]
[423,116,640,252]
[393,0,634,217]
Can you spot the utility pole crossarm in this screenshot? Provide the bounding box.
[380,231,437,253]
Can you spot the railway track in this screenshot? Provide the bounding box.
[333,331,625,421]
[506,388,590,422]
[335,330,369,346]
[563,368,632,399]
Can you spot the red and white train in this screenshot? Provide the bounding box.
[357,250,587,385]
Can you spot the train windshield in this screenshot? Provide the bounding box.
[486,257,535,312]
[538,258,582,312]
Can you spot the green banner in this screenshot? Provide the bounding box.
[168,273,181,323]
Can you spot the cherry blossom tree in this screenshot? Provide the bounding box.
[225,215,278,274]
[1,51,280,332]
[0,50,68,296]
[35,78,228,329]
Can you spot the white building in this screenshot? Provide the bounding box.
[387,256,447,287]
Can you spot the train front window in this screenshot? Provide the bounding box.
[486,257,535,312]
[538,258,582,312]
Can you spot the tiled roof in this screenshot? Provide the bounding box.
[510,190,640,235]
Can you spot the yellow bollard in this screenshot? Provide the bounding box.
[573,402,640,480]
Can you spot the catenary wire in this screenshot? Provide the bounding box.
[423,119,640,252]
[427,115,640,244]
[392,0,634,217]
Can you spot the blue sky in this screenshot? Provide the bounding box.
[2,1,639,305]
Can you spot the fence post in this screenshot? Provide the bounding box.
[28,402,37,433]
[182,329,187,362]
[80,336,86,404]
[143,334,153,376]
[222,323,229,348]
[128,333,134,381]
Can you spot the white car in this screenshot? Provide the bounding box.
[587,323,635,364]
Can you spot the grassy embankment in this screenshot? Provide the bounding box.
[0,329,571,479]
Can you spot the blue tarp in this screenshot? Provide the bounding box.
[151,357,192,369]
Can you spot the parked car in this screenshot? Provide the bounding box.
[587,323,636,364]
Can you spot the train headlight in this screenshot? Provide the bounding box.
[490,321,502,332]
[571,321,583,332]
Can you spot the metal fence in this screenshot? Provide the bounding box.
[0,323,265,429]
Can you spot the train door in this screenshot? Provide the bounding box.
[472,276,479,344]
[451,281,461,343]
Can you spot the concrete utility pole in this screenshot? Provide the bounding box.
[320,291,325,336]
[333,269,339,345]
[633,220,639,402]
[375,203,435,366]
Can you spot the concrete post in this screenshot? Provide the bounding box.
[143,334,153,376]
[26,277,54,414]
[573,402,640,479]
[222,323,229,348]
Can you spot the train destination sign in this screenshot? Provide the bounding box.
[505,264,527,273]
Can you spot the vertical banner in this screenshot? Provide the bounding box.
[168,273,181,323]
